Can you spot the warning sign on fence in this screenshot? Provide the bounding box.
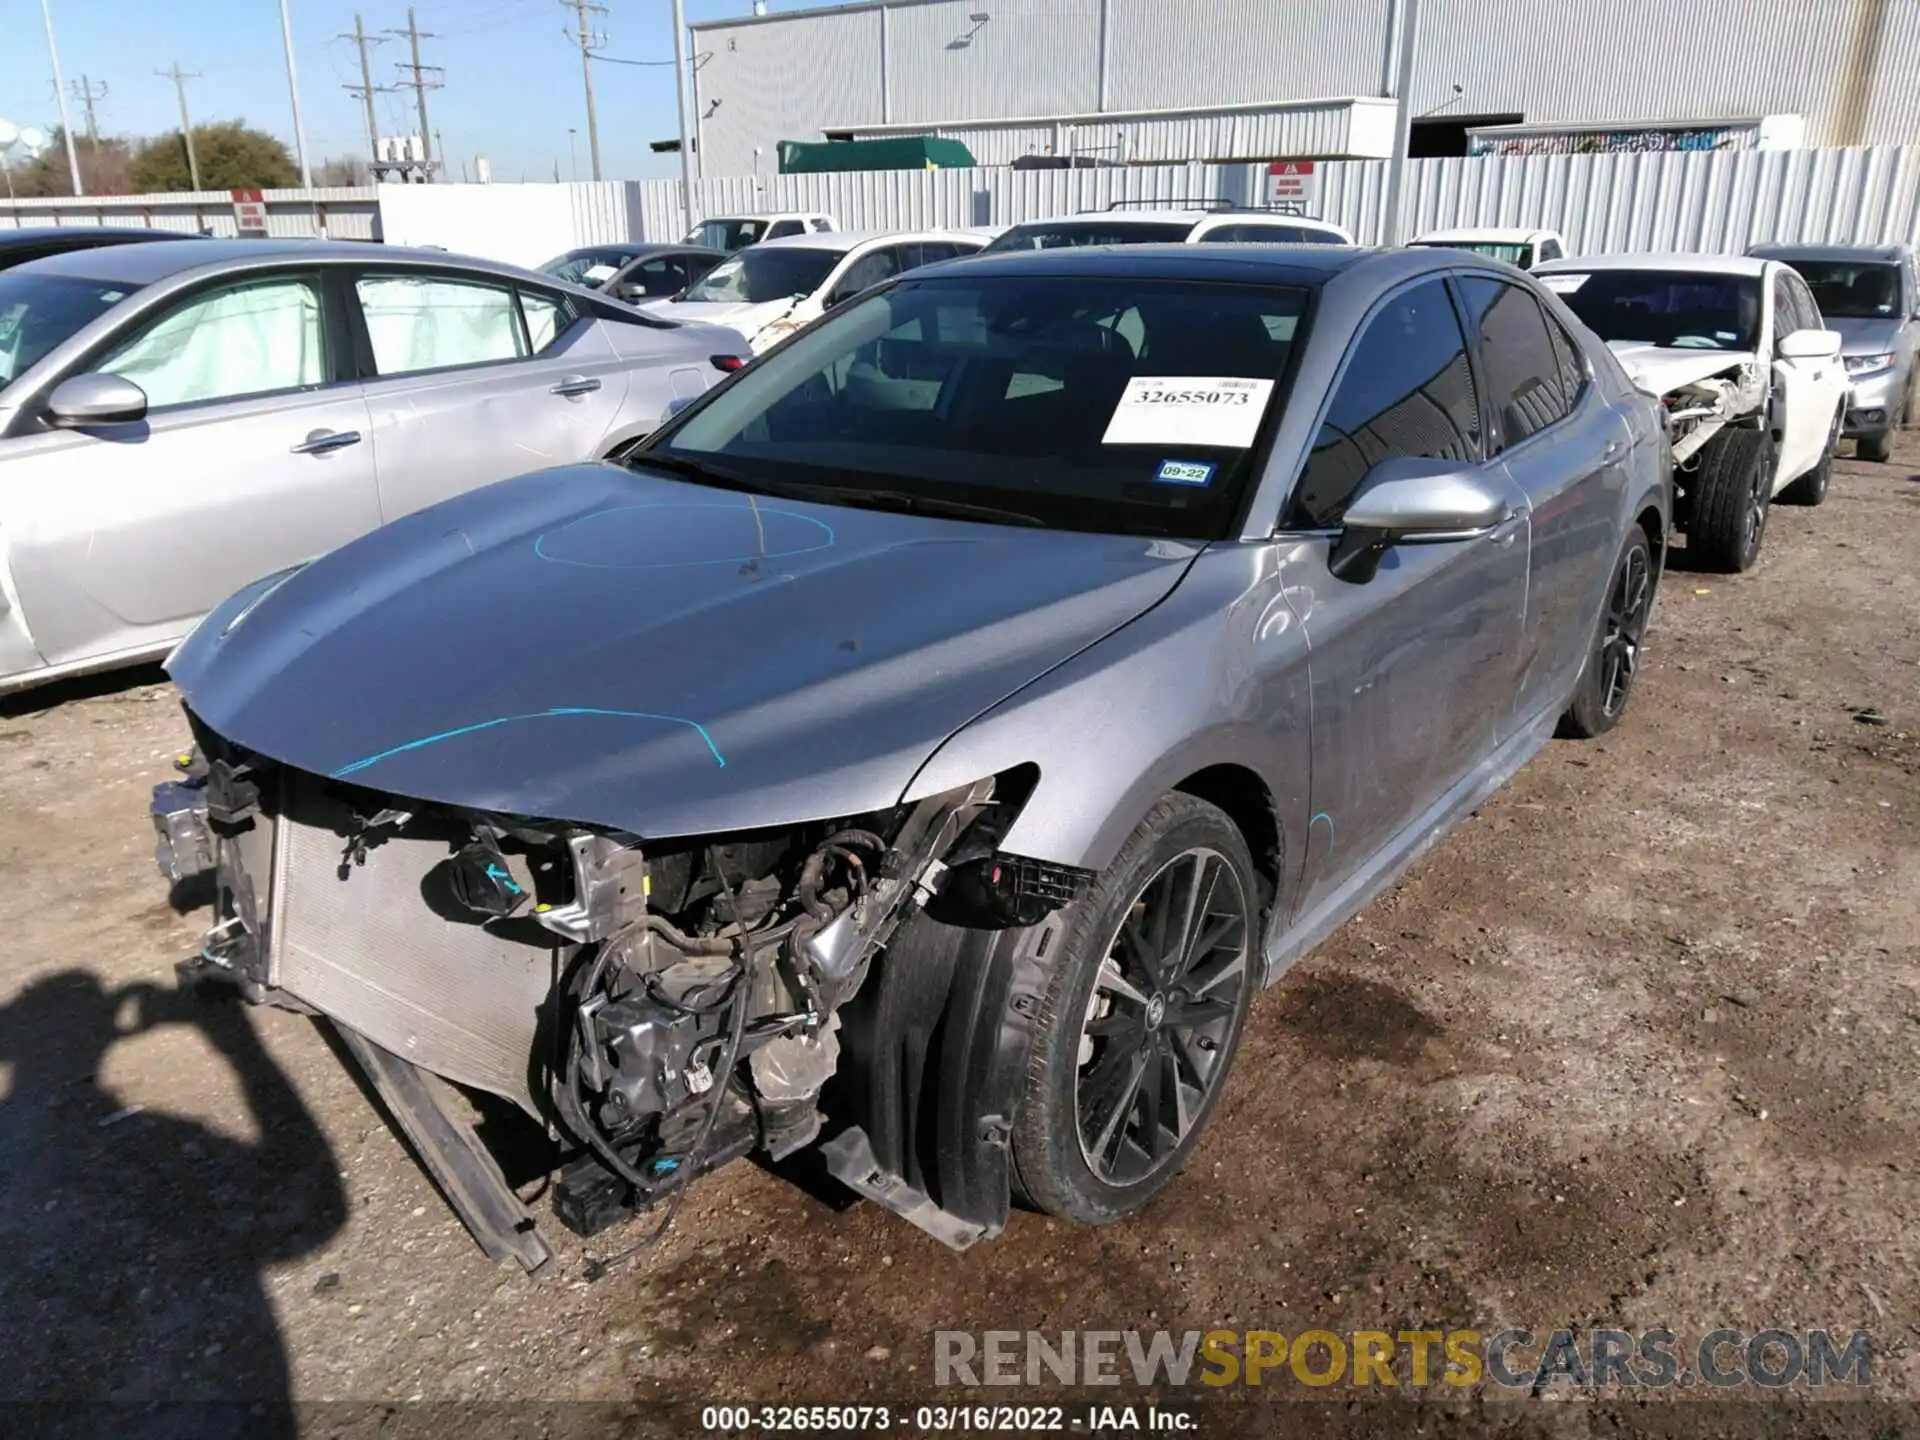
[1266,160,1318,216]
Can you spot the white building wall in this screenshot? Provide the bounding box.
[691,0,1920,177]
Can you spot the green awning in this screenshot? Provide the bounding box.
[777,136,977,174]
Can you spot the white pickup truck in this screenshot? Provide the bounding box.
[1536,254,1850,572]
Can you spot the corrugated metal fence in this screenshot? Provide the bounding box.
[7,146,1920,261]
[0,188,379,239]
[607,145,1920,254]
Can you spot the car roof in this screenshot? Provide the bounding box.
[0,225,203,247]
[11,237,533,286]
[921,242,1376,283]
[1535,252,1769,278]
[1412,227,1555,244]
[1749,241,1910,264]
[747,229,978,254]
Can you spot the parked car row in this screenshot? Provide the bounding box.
[4,212,1903,1274]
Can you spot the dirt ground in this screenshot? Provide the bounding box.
[1,438,1917,1439]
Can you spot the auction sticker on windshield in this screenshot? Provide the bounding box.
[1539,274,1589,294]
[1103,376,1276,449]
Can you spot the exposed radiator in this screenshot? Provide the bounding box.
[267,781,559,1117]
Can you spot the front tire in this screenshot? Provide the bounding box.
[1688,427,1772,572]
[1560,524,1656,739]
[1857,427,1894,463]
[1010,794,1258,1225]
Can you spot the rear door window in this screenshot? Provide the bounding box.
[354,274,530,376]
[1458,276,1573,448]
[1292,278,1481,527]
[1202,223,1317,243]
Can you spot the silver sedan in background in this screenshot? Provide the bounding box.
[0,239,748,694]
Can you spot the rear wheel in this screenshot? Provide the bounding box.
[1560,524,1656,739]
[1688,427,1772,572]
[1780,408,1840,504]
[1857,427,1894,463]
[1010,794,1257,1224]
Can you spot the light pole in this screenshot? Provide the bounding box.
[1380,0,1422,246]
[39,0,84,196]
[279,0,315,187]
[671,0,695,235]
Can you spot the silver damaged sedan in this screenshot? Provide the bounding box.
[0,239,747,694]
[152,244,1671,1270]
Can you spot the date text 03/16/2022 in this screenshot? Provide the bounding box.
[697,1404,1199,1432]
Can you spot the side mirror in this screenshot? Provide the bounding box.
[1329,457,1516,584]
[45,373,148,428]
[1778,327,1841,360]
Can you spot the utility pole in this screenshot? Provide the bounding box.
[671,0,694,230]
[157,63,202,190]
[389,7,443,178]
[39,0,84,194]
[69,74,106,145]
[1380,0,1422,247]
[560,0,607,181]
[279,0,314,187]
[339,14,390,164]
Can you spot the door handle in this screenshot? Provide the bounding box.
[292,428,362,455]
[550,375,602,398]
[1487,512,1526,547]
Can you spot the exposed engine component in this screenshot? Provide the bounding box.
[154,733,1089,1266]
[1661,363,1762,466]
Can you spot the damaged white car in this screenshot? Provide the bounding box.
[1537,254,1849,571]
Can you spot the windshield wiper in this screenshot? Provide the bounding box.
[820,487,1049,528]
[623,450,785,497]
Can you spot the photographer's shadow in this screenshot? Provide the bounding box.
[0,970,346,1433]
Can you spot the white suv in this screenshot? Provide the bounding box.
[682,212,837,252]
[982,205,1353,252]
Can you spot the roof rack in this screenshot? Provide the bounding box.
[1097,199,1339,222]
[1103,197,1239,211]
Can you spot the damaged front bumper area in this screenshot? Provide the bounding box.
[153,722,1089,1267]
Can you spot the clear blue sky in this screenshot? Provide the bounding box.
[2,0,827,183]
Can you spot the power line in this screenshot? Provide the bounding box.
[559,0,607,181]
[592,50,673,66]
[388,6,444,178]
[339,13,393,162]
[156,62,202,190]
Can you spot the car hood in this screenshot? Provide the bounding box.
[168,464,1197,839]
[1606,342,1755,396]
[1824,316,1903,356]
[640,298,798,335]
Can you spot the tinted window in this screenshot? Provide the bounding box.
[684,218,769,251]
[620,256,692,298]
[830,249,903,302]
[99,277,326,407]
[1536,238,1563,263]
[0,272,138,392]
[355,274,527,375]
[1549,268,1762,351]
[766,220,804,239]
[683,247,842,304]
[1293,278,1479,527]
[540,248,643,286]
[1782,259,1900,320]
[1460,277,1572,446]
[651,275,1310,541]
[982,220,1194,252]
[1204,223,1315,243]
[1544,309,1587,406]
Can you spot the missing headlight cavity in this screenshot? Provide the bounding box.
[163,742,1072,1260]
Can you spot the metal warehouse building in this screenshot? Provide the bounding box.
[687,0,1920,176]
